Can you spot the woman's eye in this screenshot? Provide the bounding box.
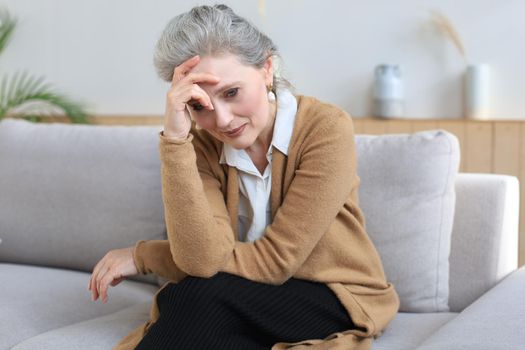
[225,88,238,98]
[191,103,204,111]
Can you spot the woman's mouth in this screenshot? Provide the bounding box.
[224,124,246,137]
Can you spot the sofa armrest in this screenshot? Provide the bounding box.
[449,173,519,312]
[416,266,525,350]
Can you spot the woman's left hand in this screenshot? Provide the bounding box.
[88,246,138,303]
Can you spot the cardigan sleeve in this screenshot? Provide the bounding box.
[132,131,237,280]
[132,239,188,283]
[156,131,236,278]
[151,115,356,285]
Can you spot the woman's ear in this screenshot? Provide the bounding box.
[263,55,274,85]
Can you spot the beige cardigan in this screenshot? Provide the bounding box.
[114,95,399,350]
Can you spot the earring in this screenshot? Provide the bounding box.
[267,83,276,102]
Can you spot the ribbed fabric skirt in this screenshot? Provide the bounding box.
[134,272,355,350]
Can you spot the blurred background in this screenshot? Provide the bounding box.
[0,0,523,119]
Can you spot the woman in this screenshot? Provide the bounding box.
[88,4,399,349]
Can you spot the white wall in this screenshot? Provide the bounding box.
[0,0,523,119]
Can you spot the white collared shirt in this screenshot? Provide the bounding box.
[219,89,297,242]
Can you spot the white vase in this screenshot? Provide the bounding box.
[373,64,405,118]
[464,64,490,120]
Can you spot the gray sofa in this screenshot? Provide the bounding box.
[0,118,523,350]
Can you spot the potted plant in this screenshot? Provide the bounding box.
[0,7,89,123]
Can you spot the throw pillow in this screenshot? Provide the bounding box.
[355,129,460,312]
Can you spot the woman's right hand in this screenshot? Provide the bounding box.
[163,55,220,139]
[88,246,138,303]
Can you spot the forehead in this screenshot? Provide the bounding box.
[191,54,255,76]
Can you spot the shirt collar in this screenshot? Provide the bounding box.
[219,88,297,167]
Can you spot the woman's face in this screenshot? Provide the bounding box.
[186,53,275,150]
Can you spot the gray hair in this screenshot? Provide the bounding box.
[153,4,293,93]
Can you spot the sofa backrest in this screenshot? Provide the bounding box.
[2,119,516,311]
[0,119,165,285]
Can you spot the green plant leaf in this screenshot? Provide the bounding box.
[0,71,90,123]
[0,7,17,56]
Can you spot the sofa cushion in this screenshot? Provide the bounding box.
[10,302,460,350]
[10,306,459,350]
[371,311,457,350]
[416,266,525,350]
[10,302,151,350]
[355,130,460,312]
[0,263,157,350]
[0,119,165,285]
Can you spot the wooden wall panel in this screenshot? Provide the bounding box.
[385,120,413,134]
[493,123,521,176]
[32,115,165,125]
[90,116,164,125]
[437,122,466,172]
[361,119,388,135]
[352,118,364,134]
[411,121,439,133]
[464,123,493,173]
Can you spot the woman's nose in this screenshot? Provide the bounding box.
[214,105,234,130]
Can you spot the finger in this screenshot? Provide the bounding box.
[92,263,107,300]
[172,72,220,89]
[92,281,98,301]
[91,259,105,287]
[92,277,101,301]
[100,272,119,303]
[185,72,221,85]
[88,275,95,296]
[96,267,108,300]
[99,278,108,303]
[93,264,109,301]
[172,55,200,83]
[89,273,96,299]
[170,84,213,113]
[88,268,97,291]
[186,85,215,110]
[92,272,101,301]
[97,265,115,302]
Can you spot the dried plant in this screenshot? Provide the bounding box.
[429,10,467,64]
[257,0,266,18]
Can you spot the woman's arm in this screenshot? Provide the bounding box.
[133,239,188,283]
[157,131,236,277]
[150,114,356,284]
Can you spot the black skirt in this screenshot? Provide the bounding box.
[134,272,355,350]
